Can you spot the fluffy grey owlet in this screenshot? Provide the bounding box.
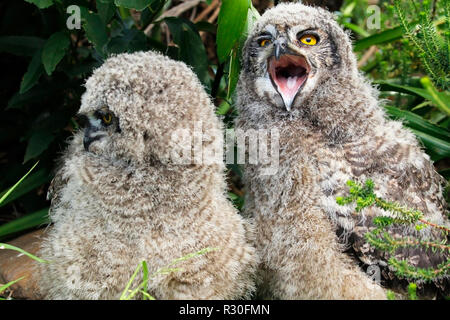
[235,3,449,299]
[37,51,258,299]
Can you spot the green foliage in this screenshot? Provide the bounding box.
[407,282,418,300]
[337,179,450,284]
[0,277,25,299]
[393,0,449,89]
[120,247,218,300]
[216,0,249,63]
[339,0,449,206]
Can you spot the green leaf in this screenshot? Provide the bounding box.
[114,0,154,11]
[0,208,49,240]
[224,3,259,98]
[353,26,404,52]
[8,81,69,109]
[97,0,116,24]
[420,77,450,116]
[195,21,217,34]
[24,0,54,9]
[227,49,240,99]
[342,22,369,37]
[0,36,45,57]
[385,106,450,142]
[0,169,52,207]
[42,32,70,75]
[216,0,250,63]
[376,80,433,100]
[20,48,44,94]
[80,7,109,56]
[165,17,209,86]
[0,162,39,206]
[23,131,56,163]
[377,80,450,112]
[106,29,147,54]
[410,128,450,160]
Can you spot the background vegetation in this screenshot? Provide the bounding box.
[0,0,448,246]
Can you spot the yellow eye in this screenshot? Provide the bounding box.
[300,34,317,46]
[260,39,271,47]
[102,113,112,124]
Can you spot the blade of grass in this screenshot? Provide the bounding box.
[0,276,25,294]
[0,208,49,240]
[0,169,51,207]
[141,261,149,300]
[0,162,39,206]
[0,243,49,263]
[120,261,142,300]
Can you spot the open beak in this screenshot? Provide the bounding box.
[269,44,309,111]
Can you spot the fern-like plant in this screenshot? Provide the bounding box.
[337,179,449,283]
[393,0,449,90]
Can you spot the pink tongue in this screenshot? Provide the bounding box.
[277,76,303,98]
[275,75,305,110]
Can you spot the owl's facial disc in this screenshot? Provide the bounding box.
[82,108,119,151]
[268,54,309,111]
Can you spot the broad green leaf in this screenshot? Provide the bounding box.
[8,82,69,109]
[0,208,49,240]
[217,101,231,115]
[20,48,44,94]
[0,36,45,57]
[165,17,209,86]
[385,106,450,141]
[354,26,403,52]
[376,80,450,111]
[140,0,166,25]
[0,162,39,206]
[114,0,153,11]
[106,29,147,54]
[341,1,356,16]
[24,0,53,9]
[195,21,217,34]
[42,32,70,75]
[439,168,450,180]
[216,0,250,63]
[225,4,260,98]
[420,77,450,116]
[342,22,369,37]
[227,49,240,99]
[23,131,56,163]
[410,128,450,160]
[80,7,109,56]
[376,80,433,100]
[97,0,116,24]
[0,169,52,207]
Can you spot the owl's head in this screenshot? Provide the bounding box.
[240,3,359,116]
[78,51,222,166]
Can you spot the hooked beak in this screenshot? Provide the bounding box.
[83,118,104,151]
[274,40,285,61]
